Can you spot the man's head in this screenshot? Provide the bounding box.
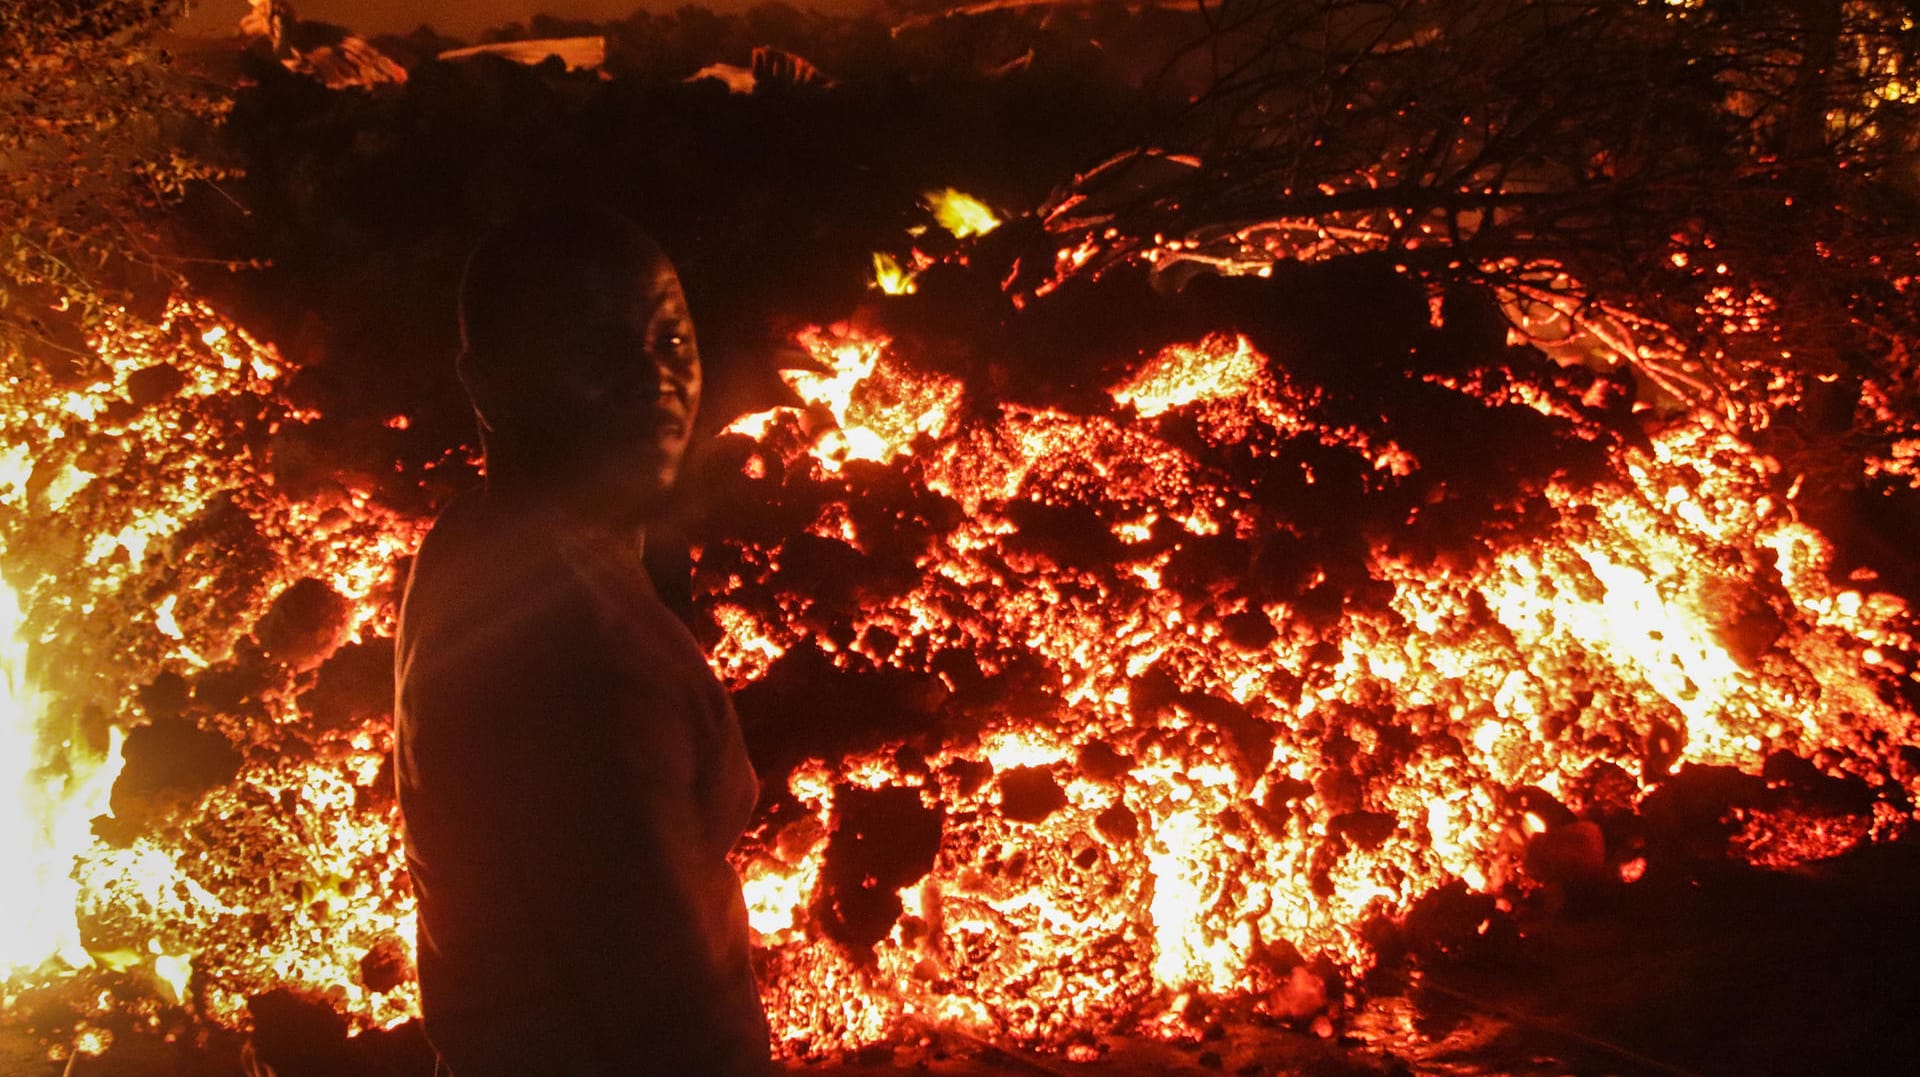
[457,206,700,524]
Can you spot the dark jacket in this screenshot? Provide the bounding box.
[395,491,770,1076]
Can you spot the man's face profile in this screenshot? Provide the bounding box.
[530,257,701,512]
[460,211,701,523]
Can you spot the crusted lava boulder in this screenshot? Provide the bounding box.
[245,987,351,1077]
[106,718,243,839]
[731,642,949,774]
[254,577,352,672]
[997,765,1070,823]
[297,636,395,733]
[1638,763,1768,866]
[356,935,414,994]
[1525,820,1610,888]
[814,784,944,958]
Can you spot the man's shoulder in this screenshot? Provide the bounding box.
[398,491,597,666]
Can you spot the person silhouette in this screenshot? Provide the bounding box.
[395,205,771,1076]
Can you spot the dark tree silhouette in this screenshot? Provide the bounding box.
[1014,0,1920,429]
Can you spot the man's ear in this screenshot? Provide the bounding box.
[454,350,498,433]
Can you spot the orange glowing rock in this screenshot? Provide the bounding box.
[2,251,1916,1065]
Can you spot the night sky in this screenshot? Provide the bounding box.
[180,0,879,37]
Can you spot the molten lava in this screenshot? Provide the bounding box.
[713,325,1918,1052]
[0,244,1914,1066]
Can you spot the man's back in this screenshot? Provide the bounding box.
[395,491,769,1076]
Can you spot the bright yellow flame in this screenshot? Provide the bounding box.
[741,858,820,941]
[153,950,193,1002]
[1148,808,1243,993]
[872,252,918,295]
[924,188,1001,239]
[789,337,882,427]
[1112,334,1264,417]
[724,328,963,477]
[0,576,126,977]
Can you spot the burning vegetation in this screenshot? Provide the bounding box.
[4,0,1920,1073]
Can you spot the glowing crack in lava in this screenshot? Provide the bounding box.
[0,273,1915,1063]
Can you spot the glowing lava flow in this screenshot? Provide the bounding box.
[0,298,423,1053]
[717,327,1920,1054]
[0,278,1914,1066]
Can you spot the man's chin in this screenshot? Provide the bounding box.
[589,463,678,521]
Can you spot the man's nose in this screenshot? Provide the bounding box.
[654,347,699,395]
[610,361,687,408]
